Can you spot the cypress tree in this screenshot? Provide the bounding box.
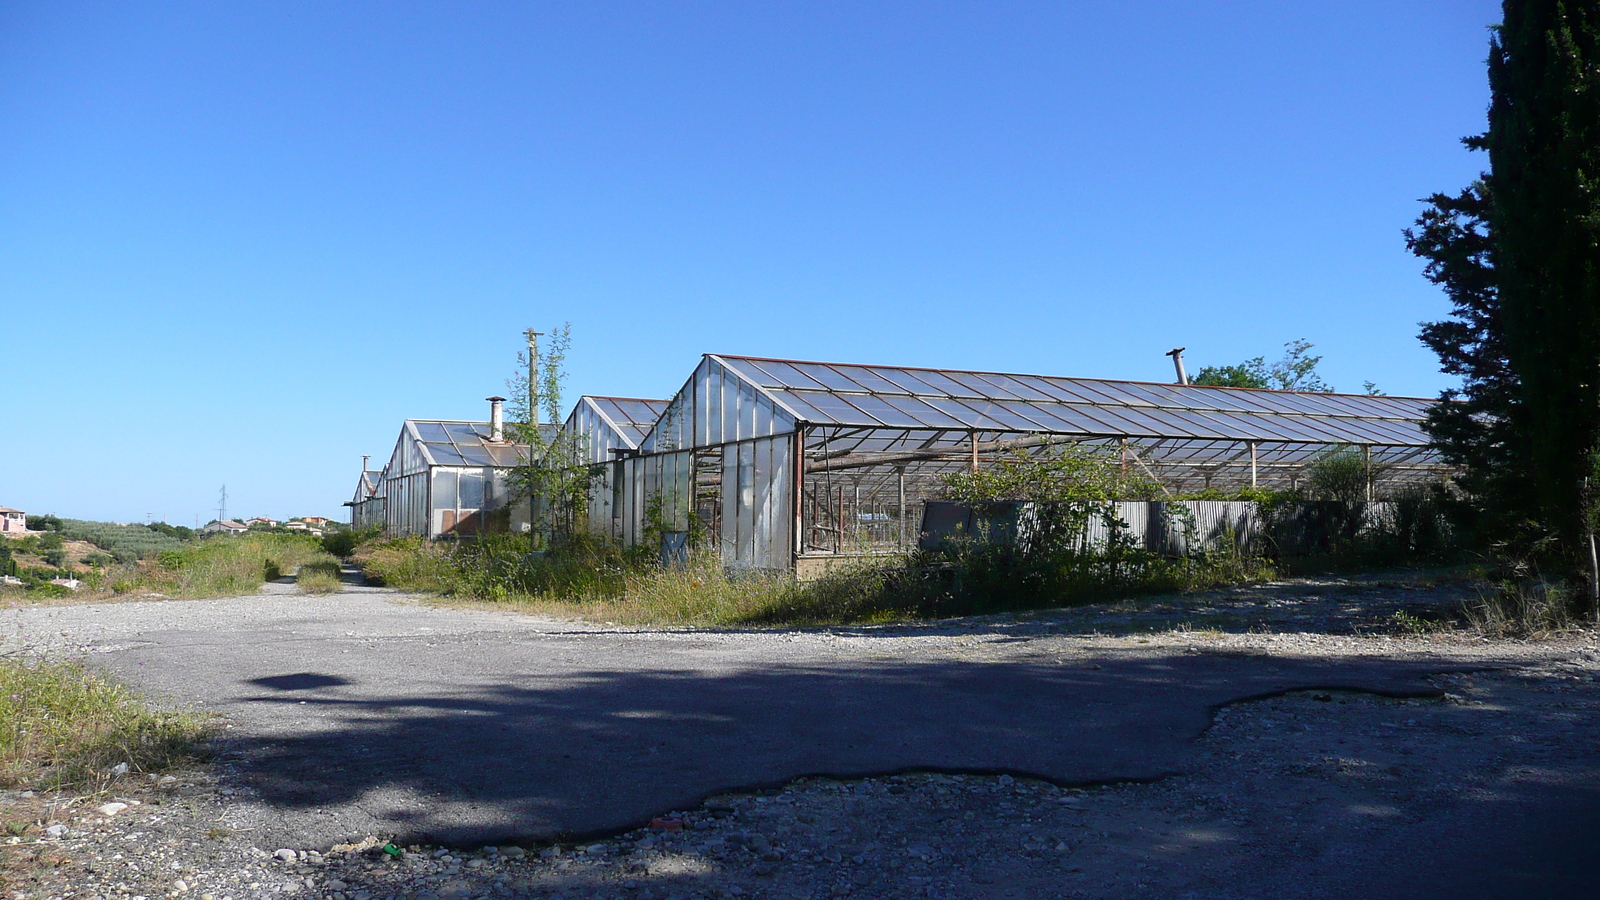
[1411,1,1600,582]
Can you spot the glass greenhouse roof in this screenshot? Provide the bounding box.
[713,355,1435,448]
[405,420,549,468]
[585,397,670,448]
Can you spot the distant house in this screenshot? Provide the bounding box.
[203,520,248,535]
[247,517,279,528]
[0,506,25,535]
[301,516,334,527]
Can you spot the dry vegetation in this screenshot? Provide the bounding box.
[0,657,210,792]
[0,655,212,892]
[1,533,344,605]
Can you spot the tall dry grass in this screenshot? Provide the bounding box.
[0,657,210,791]
[141,533,340,598]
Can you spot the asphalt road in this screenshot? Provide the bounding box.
[2,586,1515,851]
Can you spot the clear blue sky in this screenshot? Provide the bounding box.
[1,1,1499,524]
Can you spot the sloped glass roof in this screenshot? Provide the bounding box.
[714,355,1435,447]
[406,420,552,468]
[585,397,670,448]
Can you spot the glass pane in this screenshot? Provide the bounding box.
[428,444,467,466]
[881,395,965,428]
[945,372,1021,400]
[993,401,1080,433]
[981,374,1056,401]
[832,365,912,394]
[737,359,827,389]
[845,394,926,428]
[791,390,881,425]
[792,363,870,393]
[458,472,485,509]
[766,390,837,424]
[904,369,983,398]
[924,397,1008,429]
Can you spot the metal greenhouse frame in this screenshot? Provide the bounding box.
[610,354,1450,574]
[563,396,670,538]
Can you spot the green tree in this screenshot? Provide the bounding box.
[1410,1,1600,586]
[505,324,594,547]
[1192,339,1333,391]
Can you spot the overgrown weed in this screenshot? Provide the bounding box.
[1465,578,1595,637]
[0,657,210,791]
[294,560,345,595]
[141,534,340,599]
[356,533,1281,627]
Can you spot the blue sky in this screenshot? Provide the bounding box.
[1,1,1499,524]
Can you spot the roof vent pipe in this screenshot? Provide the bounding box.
[1165,348,1189,385]
[487,396,507,442]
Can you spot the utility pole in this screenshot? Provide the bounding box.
[217,485,228,525]
[525,328,543,553]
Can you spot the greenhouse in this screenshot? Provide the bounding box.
[368,398,547,537]
[562,396,670,538]
[612,354,1450,573]
[346,469,385,530]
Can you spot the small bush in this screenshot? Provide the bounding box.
[322,526,380,559]
[352,536,459,592]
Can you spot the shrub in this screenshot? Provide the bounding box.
[322,525,380,559]
[352,536,458,592]
[0,658,210,790]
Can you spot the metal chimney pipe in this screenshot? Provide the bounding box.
[487,396,506,442]
[1165,348,1189,385]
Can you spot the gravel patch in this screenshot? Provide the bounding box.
[4,629,1596,900]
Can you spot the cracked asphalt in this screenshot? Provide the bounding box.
[1,583,1558,855]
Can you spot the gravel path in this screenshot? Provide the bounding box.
[3,579,1598,899]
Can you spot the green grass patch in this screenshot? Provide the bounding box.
[141,533,342,599]
[0,657,211,791]
[294,559,344,595]
[355,532,1277,627]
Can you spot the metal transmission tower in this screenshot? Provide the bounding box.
[217,485,228,525]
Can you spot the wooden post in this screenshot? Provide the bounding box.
[971,431,980,472]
